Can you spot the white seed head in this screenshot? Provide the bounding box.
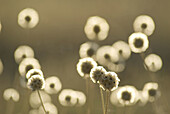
[117,85,138,106]
[144,53,163,72]
[58,89,77,106]
[96,45,119,66]
[14,45,34,64]
[133,15,155,36]
[3,88,20,102]
[44,76,62,94]
[143,82,160,102]
[18,8,39,29]
[77,57,97,77]
[79,42,99,60]
[75,91,86,106]
[19,57,41,77]
[128,32,149,53]
[84,16,109,41]
[112,40,131,61]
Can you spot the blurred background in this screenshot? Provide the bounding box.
[0,0,170,114]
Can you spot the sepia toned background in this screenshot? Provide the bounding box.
[0,0,170,114]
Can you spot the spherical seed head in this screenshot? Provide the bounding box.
[99,71,120,91]
[133,15,155,36]
[128,32,149,53]
[77,57,97,77]
[90,66,106,83]
[27,75,45,91]
[121,91,131,101]
[84,16,109,41]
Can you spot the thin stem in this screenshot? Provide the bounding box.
[105,90,110,114]
[100,88,105,114]
[37,90,47,114]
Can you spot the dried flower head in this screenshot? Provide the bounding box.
[14,45,34,64]
[84,16,109,41]
[143,82,160,102]
[137,90,149,106]
[133,15,155,36]
[77,57,97,78]
[19,57,41,77]
[96,45,119,66]
[44,76,62,94]
[90,66,106,83]
[128,32,149,53]
[99,71,120,91]
[144,54,163,72]
[112,40,131,61]
[3,88,20,102]
[79,42,99,60]
[75,91,86,106]
[18,8,39,29]
[58,89,77,106]
[27,75,45,91]
[117,85,138,106]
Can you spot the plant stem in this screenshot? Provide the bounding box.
[100,88,105,114]
[105,90,110,114]
[37,90,47,114]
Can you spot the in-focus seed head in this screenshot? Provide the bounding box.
[99,71,120,91]
[77,57,97,77]
[90,66,106,83]
[27,75,45,91]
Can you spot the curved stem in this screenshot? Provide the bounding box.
[105,90,110,114]
[37,90,47,114]
[100,88,105,114]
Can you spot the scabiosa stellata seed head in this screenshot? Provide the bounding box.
[117,85,138,106]
[128,32,149,53]
[77,57,97,78]
[144,54,163,72]
[79,42,99,60]
[133,15,155,36]
[14,45,34,64]
[143,82,160,102]
[27,75,45,91]
[58,89,77,106]
[112,40,131,61]
[18,8,39,29]
[96,45,119,66]
[38,102,58,114]
[44,76,62,94]
[99,71,120,91]
[19,57,41,77]
[84,16,109,41]
[3,88,20,102]
[90,66,106,83]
